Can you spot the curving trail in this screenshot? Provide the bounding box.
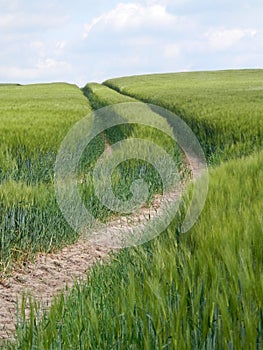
[0,149,202,343]
[0,188,183,341]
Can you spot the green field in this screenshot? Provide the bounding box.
[0,83,92,272]
[1,70,263,349]
[105,69,263,163]
[0,82,182,273]
[12,152,263,349]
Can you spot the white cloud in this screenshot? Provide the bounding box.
[0,1,262,84]
[0,59,71,82]
[145,0,190,5]
[205,28,257,51]
[83,2,179,37]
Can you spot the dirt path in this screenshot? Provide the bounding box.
[0,148,204,342]
[0,240,110,341]
[0,187,183,341]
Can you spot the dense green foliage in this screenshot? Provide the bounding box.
[0,83,91,182]
[0,82,182,273]
[105,69,263,162]
[82,82,136,109]
[0,83,92,272]
[81,83,183,211]
[0,83,90,152]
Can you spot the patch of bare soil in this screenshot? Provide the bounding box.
[0,240,110,341]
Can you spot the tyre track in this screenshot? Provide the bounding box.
[0,146,202,343]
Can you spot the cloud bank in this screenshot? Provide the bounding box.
[0,0,262,85]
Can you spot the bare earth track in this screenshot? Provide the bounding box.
[0,188,182,341]
[0,151,201,343]
[0,241,110,341]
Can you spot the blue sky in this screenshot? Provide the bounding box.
[0,0,262,86]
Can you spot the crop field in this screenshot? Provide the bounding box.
[105,69,263,163]
[0,83,182,276]
[1,70,263,349]
[12,151,263,349]
[0,83,92,273]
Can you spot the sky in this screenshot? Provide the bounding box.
[0,0,262,86]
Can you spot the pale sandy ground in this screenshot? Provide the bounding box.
[0,241,110,342]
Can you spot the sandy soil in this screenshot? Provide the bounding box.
[0,240,110,341]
